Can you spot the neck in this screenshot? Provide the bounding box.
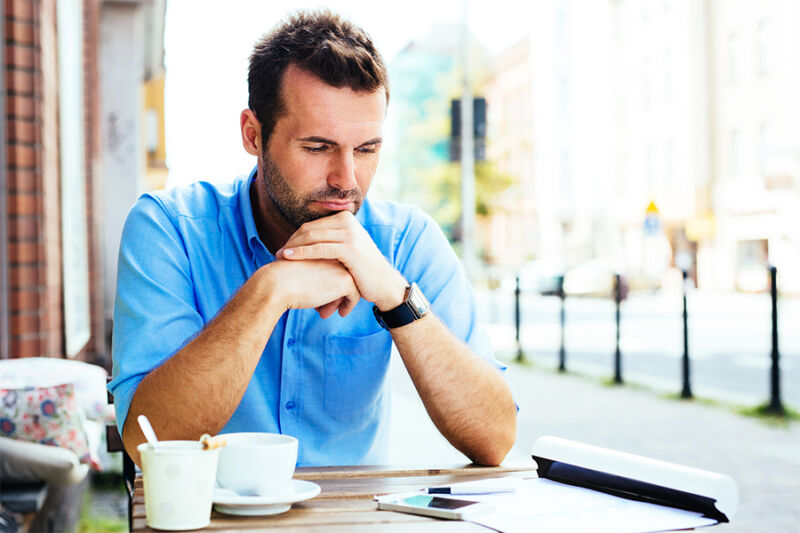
[249,172,295,255]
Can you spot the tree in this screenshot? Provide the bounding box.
[421,160,514,242]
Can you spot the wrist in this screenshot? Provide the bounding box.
[374,272,409,312]
[373,281,431,330]
[255,262,290,313]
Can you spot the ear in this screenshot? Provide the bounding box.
[240,109,261,157]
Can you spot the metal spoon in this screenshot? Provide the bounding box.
[137,414,160,452]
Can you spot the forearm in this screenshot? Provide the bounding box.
[122,267,285,466]
[392,314,517,466]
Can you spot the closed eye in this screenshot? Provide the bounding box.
[356,142,381,155]
[303,145,330,153]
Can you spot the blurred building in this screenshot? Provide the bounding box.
[707,0,800,294]
[609,0,711,289]
[0,0,166,362]
[483,38,536,268]
[485,1,616,273]
[484,0,800,293]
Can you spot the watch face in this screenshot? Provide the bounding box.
[408,284,430,317]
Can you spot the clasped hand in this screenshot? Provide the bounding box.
[274,211,407,319]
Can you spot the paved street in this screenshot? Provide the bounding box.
[389,351,800,532]
[476,288,800,410]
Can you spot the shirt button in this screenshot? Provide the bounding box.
[287,338,296,348]
[285,401,296,410]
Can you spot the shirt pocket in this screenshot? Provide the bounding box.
[322,330,392,423]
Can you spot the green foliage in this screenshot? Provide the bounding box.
[78,478,127,533]
[386,35,509,245]
[738,403,800,426]
[422,160,514,237]
[78,515,126,533]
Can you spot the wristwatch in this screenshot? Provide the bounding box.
[373,282,430,330]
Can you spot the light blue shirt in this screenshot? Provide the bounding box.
[108,169,508,466]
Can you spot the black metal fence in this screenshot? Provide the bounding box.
[511,266,786,414]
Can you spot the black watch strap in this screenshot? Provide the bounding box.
[373,283,430,330]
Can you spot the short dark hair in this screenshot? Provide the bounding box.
[248,10,390,148]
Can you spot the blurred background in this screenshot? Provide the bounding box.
[1,0,799,531]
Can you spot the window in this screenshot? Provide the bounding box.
[558,76,570,121]
[555,7,567,47]
[757,20,771,75]
[665,139,674,185]
[728,32,743,83]
[146,109,159,154]
[58,0,91,356]
[759,121,773,178]
[560,149,571,198]
[730,129,742,178]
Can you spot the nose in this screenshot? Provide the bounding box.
[327,151,357,191]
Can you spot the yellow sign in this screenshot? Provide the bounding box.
[646,200,659,216]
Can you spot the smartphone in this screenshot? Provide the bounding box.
[377,493,492,520]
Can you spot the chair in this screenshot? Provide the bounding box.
[105,379,136,531]
[0,437,88,532]
[0,358,106,532]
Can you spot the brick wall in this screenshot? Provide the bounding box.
[3,0,104,362]
[5,0,51,358]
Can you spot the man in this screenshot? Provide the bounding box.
[109,10,516,467]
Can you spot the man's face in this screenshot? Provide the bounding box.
[259,65,386,228]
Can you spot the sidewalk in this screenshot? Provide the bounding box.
[389,353,800,532]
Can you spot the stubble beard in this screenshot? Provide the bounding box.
[260,151,364,229]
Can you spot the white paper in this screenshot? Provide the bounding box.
[377,477,719,533]
[464,478,717,533]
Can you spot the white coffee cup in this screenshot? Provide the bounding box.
[215,432,298,497]
[138,441,220,531]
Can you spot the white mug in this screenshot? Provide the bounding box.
[215,432,298,497]
[138,441,220,531]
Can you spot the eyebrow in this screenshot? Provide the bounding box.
[298,136,382,148]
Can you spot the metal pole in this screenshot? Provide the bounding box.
[767,265,784,414]
[614,274,623,384]
[681,270,693,399]
[459,0,476,279]
[558,275,566,372]
[515,275,524,363]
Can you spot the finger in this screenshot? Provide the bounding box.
[338,296,359,317]
[278,229,349,256]
[337,287,362,317]
[280,242,345,261]
[316,299,342,319]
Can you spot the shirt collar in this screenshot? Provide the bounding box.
[240,165,272,263]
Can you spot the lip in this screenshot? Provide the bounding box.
[315,200,355,211]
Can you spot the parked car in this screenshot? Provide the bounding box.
[563,260,628,299]
[503,260,565,296]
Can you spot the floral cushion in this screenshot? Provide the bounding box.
[0,382,101,470]
[0,358,114,423]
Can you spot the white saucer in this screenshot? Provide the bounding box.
[212,479,321,516]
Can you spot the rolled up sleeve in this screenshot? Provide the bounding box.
[107,195,205,438]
